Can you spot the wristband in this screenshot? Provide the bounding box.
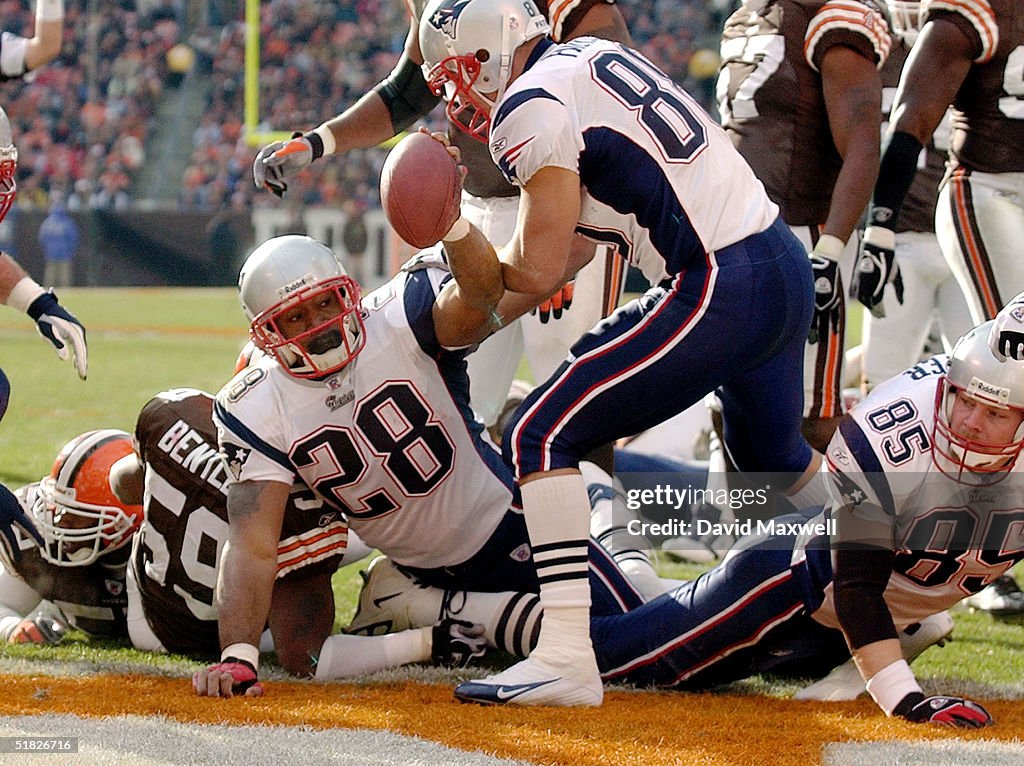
[313,124,336,157]
[442,217,471,243]
[221,642,259,670]
[865,659,922,715]
[863,226,896,251]
[812,234,844,262]
[36,0,63,21]
[6,276,45,313]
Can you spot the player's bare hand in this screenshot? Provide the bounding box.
[417,127,462,166]
[192,660,264,698]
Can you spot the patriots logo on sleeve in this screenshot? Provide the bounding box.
[224,443,251,481]
[429,0,471,37]
[495,137,535,184]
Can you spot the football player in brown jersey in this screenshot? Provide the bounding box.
[857,3,972,391]
[858,0,1024,326]
[250,1,631,440]
[719,0,892,452]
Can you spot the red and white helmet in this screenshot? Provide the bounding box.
[32,429,144,566]
[238,235,366,379]
[932,322,1024,484]
[419,0,551,142]
[0,106,17,223]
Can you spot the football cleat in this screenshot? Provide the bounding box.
[795,611,953,702]
[964,575,1024,617]
[345,556,445,635]
[454,656,603,707]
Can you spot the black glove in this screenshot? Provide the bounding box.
[989,294,1024,360]
[808,253,842,345]
[27,292,88,379]
[9,611,68,645]
[253,131,324,198]
[0,483,43,561]
[893,692,993,728]
[431,618,486,668]
[852,226,904,318]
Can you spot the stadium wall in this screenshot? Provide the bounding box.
[6,207,407,289]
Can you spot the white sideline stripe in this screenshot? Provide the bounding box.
[0,714,532,766]
[824,739,1024,766]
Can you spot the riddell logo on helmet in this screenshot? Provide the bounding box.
[277,273,314,298]
[968,376,1010,406]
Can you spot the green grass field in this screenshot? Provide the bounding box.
[0,288,1020,704]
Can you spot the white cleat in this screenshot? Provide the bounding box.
[795,611,954,702]
[793,657,864,701]
[964,575,1024,617]
[454,656,603,707]
[345,556,444,635]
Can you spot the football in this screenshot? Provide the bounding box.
[380,132,463,249]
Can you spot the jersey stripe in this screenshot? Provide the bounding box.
[804,1,892,71]
[836,416,897,516]
[492,88,563,137]
[213,401,292,472]
[947,169,1001,318]
[927,0,999,62]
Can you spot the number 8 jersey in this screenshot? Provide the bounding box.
[486,36,779,287]
[214,265,516,570]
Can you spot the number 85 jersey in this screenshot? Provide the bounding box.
[819,355,1024,628]
[214,267,515,570]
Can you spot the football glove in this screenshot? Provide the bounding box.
[989,292,1024,361]
[0,482,43,561]
[193,658,264,697]
[808,252,842,346]
[253,131,324,198]
[533,281,575,324]
[9,611,68,645]
[893,692,993,728]
[26,292,87,379]
[431,618,487,669]
[852,226,904,318]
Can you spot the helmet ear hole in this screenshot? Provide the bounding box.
[475,49,490,63]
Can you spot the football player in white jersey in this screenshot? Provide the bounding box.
[362,320,1015,726]
[251,0,631,431]
[194,231,641,697]
[418,0,825,705]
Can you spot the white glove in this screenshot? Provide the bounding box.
[27,291,88,379]
[989,292,1024,361]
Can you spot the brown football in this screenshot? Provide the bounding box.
[380,132,463,249]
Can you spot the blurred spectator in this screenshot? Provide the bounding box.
[341,198,367,282]
[38,192,80,287]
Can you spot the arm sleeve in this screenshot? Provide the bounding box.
[804,0,891,72]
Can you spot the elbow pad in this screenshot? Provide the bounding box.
[372,52,440,133]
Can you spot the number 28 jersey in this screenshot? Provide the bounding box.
[214,267,515,570]
[487,37,779,287]
[815,356,1024,629]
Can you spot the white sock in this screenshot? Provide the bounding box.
[447,589,542,657]
[519,473,595,669]
[313,628,431,680]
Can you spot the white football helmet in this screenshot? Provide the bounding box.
[0,106,17,222]
[886,1,925,45]
[238,235,366,379]
[32,429,144,567]
[932,322,1024,483]
[419,0,551,142]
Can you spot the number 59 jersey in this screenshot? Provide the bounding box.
[487,37,779,287]
[817,355,1024,628]
[214,267,516,570]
